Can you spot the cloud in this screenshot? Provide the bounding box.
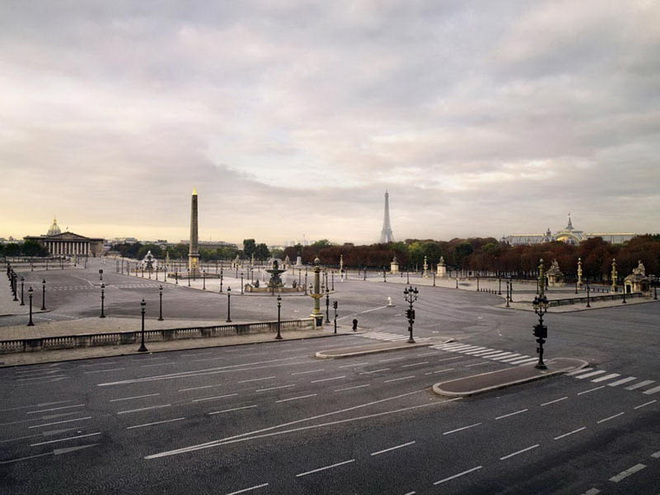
[0,0,658,245]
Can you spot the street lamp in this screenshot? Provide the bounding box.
[137,299,148,352]
[226,287,232,323]
[99,269,103,281]
[158,285,164,321]
[505,280,511,308]
[275,295,282,340]
[41,279,47,311]
[100,283,106,318]
[20,277,25,306]
[333,300,338,334]
[325,288,330,324]
[532,294,549,370]
[403,285,419,343]
[202,270,206,290]
[220,268,224,292]
[240,273,244,295]
[586,282,591,308]
[27,287,34,326]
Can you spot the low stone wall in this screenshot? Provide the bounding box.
[0,319,313,354]
[548,292,644,307]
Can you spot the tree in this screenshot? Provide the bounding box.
[254,243,270,261]
[243,239,256,259]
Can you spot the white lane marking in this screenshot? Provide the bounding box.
[577,386,605,395]
[84,368,125,374]
[401,361,429,368]
[650,450,660,459]
[238,376,276,383]
[0,400,74,413]
[509,358,538,365]
[27,404,85,414]
[311,376,346,383]
[192,394,238,403]
[490,353,520,360]
[433,466,483,485]
[16,375,68,382]
[607,377,637,387]
[634,400,657,409]
[225,483,269,495]
[334,384,371,392]
[575,370,607,380]
[541,397,568,406]
[109,393,160,402]
[495,409,528,420]
[378,357,405,363]
[97,356,307,386]
[29,417,92,429]
[371,441,416,456]
[499,444,540,460]
[463,349,494,356]
[30,432,101,447]
[209,405,257,415]
[481,351,513,358]
[597,412,624,424]
[625,379,655,391]
[291,369,325,375]
[275,394,317,403]
[591,373,621,383]
[0,452,52,464]
[117,404,172,415]
[580,489,601,495]
[53,443,99,455]
[256,385,295,392]
[642,384,660,395]
[127,418,186,430]
[497,354,524,363]
[567,367,593,376]
[145,390,429,459]
[424,368,455,375]
[554,427,586,440]
[443,423,482,435]
[296,459,355,477]
[178,384,222,392]
[609,463,646,482]
[338,362,369,368]
[384,376,416,383]
[361,368,391,374]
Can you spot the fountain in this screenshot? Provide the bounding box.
[245,258,303,293]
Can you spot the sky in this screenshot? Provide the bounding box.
[1,0,659,246]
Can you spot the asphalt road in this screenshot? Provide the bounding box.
[1,261,658,494]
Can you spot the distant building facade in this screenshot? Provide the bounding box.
[24,218,105,257]
[503,215,636,246]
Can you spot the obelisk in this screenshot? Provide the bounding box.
[189,187,200,275]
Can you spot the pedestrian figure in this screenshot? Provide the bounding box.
[352,319,358,332]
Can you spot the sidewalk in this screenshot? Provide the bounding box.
[433,357,589,397]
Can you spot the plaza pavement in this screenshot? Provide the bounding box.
[0,266,654,398]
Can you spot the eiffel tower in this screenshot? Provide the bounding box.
[379,190,395,243]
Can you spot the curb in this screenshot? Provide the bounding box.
[315,342,431,359]
[433,358,589,397]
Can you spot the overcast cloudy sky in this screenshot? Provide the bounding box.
[1,1,658,246]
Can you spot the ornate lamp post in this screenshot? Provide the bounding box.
[41,279,47,311]
[611,258,617,293]
[586,282,591,308]
[27,287,34,326]
[11,272,18,301]
[20,277,25,306]
[403,285,419,343]
[219,268,224,292]
[226,287,232,323]
[498,277,502,295]
[158,285,164,321]
[240,273,244,295]
[202,270,206,290]
[325,288,331,324]
[532,294,549,370]
[505,279,511,308]
[137,299,148,352]
[275,295,282,340]
[309,258,324,327]
[577,257,583,287]
[538,259,546,298]
[333,300,338,334]
[100,283,106,318]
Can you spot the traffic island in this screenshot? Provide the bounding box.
[315,341,431,359]
[433,357,589,397]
